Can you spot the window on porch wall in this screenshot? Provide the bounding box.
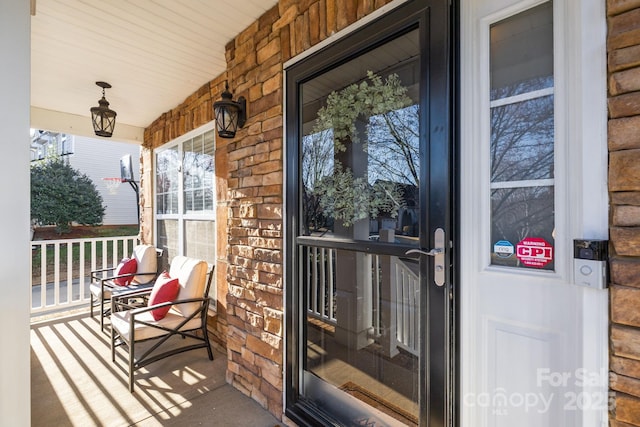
[155,127,216,303]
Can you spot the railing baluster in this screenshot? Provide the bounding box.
[328,249,335,322]
[319,248,326,319]
[416,276,420,351]
[403,269,410,348]
[373,254,380,335]
[101,239,108,270]
[67,241,73,304]
[393,263,402,341]
[364,253,372,331]
[91,241,97,274]
[53,243,60,307]
[40,243,47,309]
[409,273,415,350]
[112,238,119,266]
[308,246,312,311]
[311,247,318,316]
[79,241,85,301]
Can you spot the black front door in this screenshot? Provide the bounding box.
[285,1,454,425]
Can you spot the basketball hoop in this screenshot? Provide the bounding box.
[102,177,123,195]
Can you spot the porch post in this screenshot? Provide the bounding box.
[378,229,399,357]
[0,0,31,425]
[333,121,374,350]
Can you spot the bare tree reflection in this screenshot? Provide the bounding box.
[368,105,420,187]
[302,129,334,235]
[490,78,555,268]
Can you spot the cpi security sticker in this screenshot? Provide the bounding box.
[516,237,553,268]
[494,240,515,258]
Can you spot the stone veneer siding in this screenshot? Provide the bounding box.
[142,0,394,420]
[609,0,640,426]
[142,0,640,423]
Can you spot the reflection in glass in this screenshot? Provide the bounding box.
[490,2,553,100]
[296,28,421,425]
[489,2,555,270]
[491,95,554,182]
[156,147,180,214]
[491,186,555,270]
[156,219,178,266]
[183,130,215,214]
[301,73,420,245]
[302,245,419,423]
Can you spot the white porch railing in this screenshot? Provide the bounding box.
[303,244,420,357]
[31,235,139,315]
[390,256,420,355]
[304,246,337,324]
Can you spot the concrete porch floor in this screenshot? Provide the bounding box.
[30,310,281,426]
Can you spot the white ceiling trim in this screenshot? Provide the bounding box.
[31,106,144,144]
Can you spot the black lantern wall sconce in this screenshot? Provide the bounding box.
[213,81,246,139]
[90,81,117,138]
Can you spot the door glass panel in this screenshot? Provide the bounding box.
[298,28,421,425]
[489,2,555,270]
[301,30,420,246]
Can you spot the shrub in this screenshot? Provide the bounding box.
[31,158,106,234]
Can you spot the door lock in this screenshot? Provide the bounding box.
[405,228,446,286]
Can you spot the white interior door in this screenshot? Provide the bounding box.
[459,0,608,426]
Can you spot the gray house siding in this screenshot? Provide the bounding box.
[68,135,140,225]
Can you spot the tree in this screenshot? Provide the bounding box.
[31,158,106,234]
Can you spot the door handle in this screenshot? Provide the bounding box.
[405,248,443,257]
[404,228,446,287]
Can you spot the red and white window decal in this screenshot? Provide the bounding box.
[516,237,553,268]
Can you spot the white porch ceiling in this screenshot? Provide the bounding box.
[31,0,278,138]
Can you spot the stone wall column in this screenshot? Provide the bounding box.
[608,0,640,425]
[142,0,395,420]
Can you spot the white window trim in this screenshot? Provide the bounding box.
[489,87,554,108]
[478,0,566,279]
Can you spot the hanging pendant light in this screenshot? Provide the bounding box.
[90,81,117,137]
[213,81,246,138]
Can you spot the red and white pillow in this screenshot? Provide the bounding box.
[114,258,137,286]
[147,271,180,320]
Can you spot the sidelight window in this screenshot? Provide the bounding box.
[489,2,555,270]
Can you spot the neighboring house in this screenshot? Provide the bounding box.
[31,130,141,226]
